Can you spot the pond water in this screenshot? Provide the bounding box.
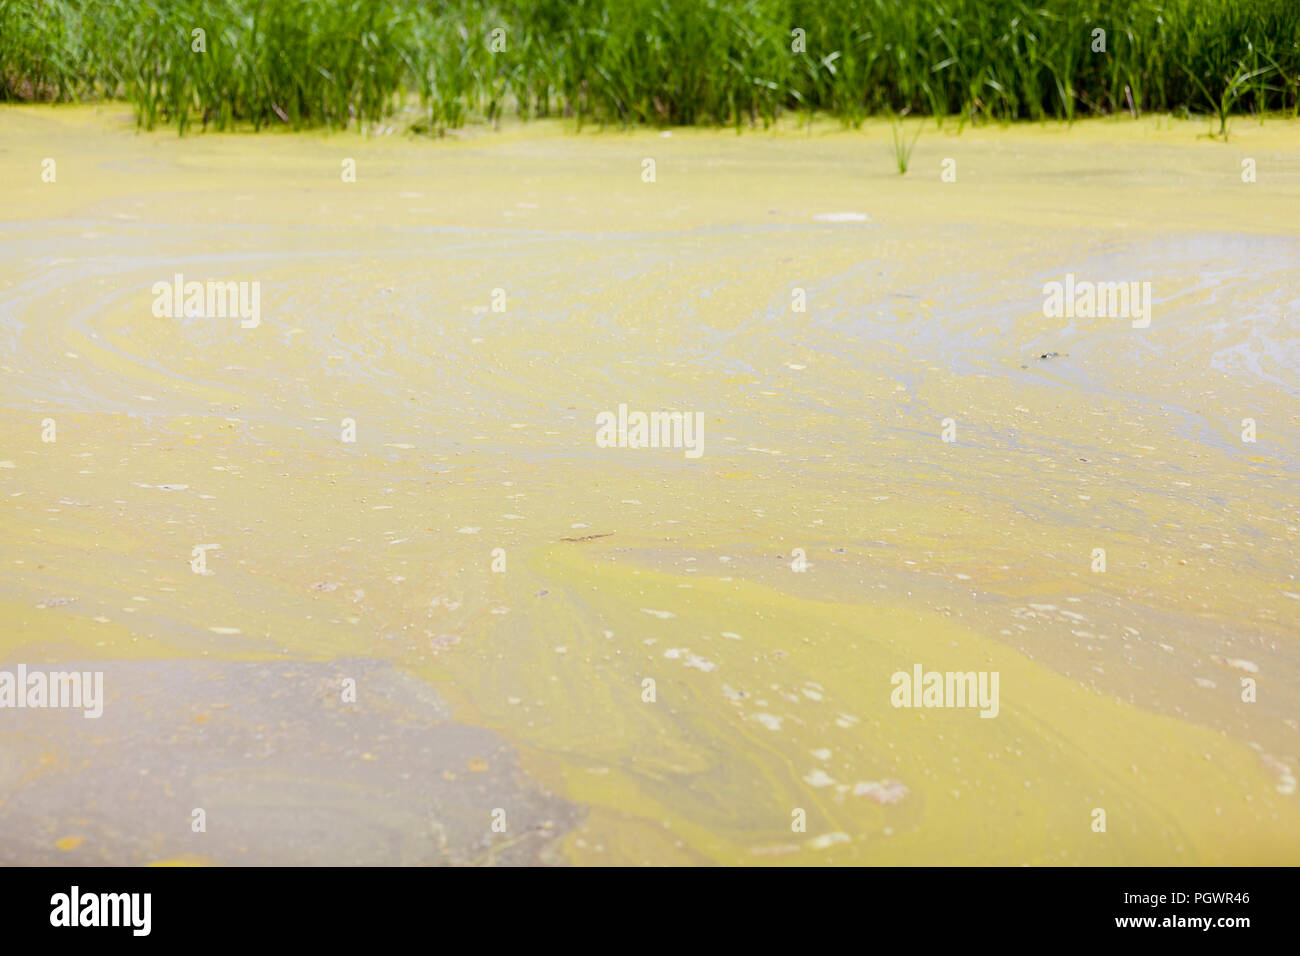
[1,105,1297,864]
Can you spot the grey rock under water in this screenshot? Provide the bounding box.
[0,658,582,865]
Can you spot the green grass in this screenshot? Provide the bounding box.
[888,109,923,174]
[2,0,1298,134]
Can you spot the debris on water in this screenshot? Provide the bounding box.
[806,832,850,850]
[751,843,801,856]
[560,532,614,542]
[1212,655,1258,673]
[683,653,717,672]
[1039,352,1059,360]
[752,713,782,731]
[641,608,675,619]
[803,769,836,787]
[36,596,77,609]
[854,779,909,804]
[1261,754,1297,796]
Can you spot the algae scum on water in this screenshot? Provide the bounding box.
[0,0,1298,865]
[2,104,1297,865]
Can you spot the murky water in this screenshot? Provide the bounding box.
[1,105,1297,864]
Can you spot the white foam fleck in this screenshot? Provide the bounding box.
[807,832,850,849]
[684,654,717,672]
[804,769,836,788]
[853,779,909,804]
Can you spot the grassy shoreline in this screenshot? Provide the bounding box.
[2,0,1299,134]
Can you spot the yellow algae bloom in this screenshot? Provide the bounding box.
[0,105,1297,866]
